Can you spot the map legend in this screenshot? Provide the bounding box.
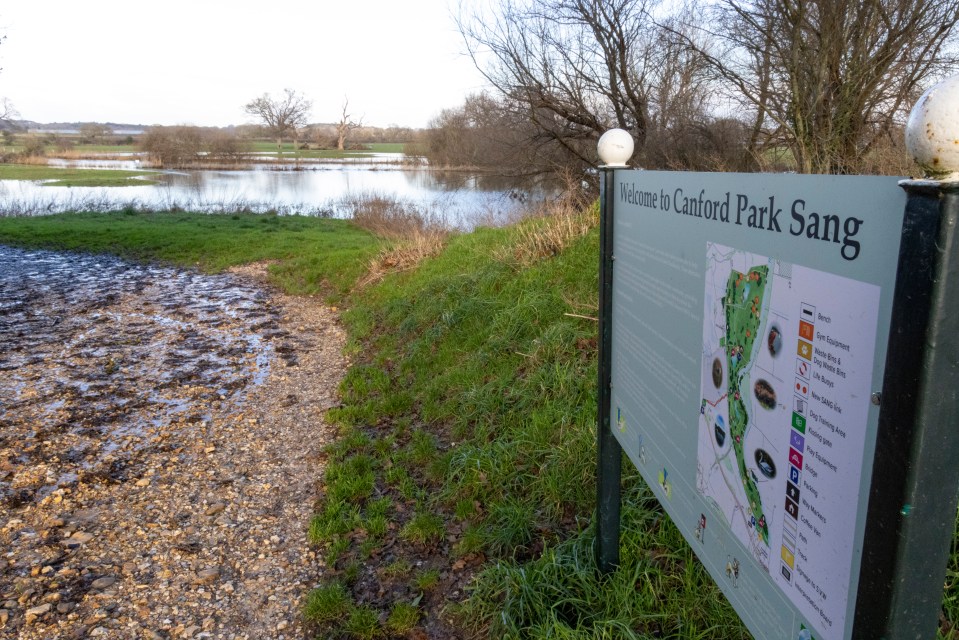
[782,303,814,583]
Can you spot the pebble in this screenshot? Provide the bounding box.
[25,603,51,623]
[65,531,94,545]
[91,576,116,590]
[205,502,227,516]
[195,567,221,584]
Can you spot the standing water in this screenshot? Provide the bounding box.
[0,160,545,228]
[0,245,285,505]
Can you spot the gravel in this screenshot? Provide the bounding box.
[0,253,345,639]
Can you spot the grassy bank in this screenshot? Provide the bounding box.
[305,205,753,639]
[0,163,159,186]
[0,211,379,300]
[0,209,956,639]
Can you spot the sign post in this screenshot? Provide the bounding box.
[595,129,633,573]
[595,77,959,639]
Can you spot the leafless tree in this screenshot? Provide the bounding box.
[458,0,717,172]
[79,123,111,145]
[687,0,959,173]
[244,89,312,152]
[139,126,204,167]
[0,97,18,128]
[335,98,363,151]
[138,126,250,167]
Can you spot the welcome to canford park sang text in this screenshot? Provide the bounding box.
[620,184,864,261]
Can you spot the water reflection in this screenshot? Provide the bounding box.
[0,245,280,499]
[1,163,554,229]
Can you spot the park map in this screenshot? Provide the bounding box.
[698,245,780,571]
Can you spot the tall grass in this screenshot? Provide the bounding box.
[338,190,455,286]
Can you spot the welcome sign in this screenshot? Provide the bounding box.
[605,171,910,640]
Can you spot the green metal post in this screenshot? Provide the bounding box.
[596,166,622,574]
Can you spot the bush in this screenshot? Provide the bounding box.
[20,135,47,158]
[139,126,250,167]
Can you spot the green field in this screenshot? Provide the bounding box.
[0,212,379,299]
[0,211,956,639]
[0,163,159,187]
[248,141,407,159]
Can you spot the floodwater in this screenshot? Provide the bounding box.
[0,245,285,505]
[0,158,545,228]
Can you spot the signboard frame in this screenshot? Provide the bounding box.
[596,169,959,640]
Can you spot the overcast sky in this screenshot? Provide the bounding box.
[0,1,491,128]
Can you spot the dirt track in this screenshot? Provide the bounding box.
[0,248,343,639]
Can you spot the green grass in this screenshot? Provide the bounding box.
[386,602,421,633]
[307,211,759,638]
[0,163,158,186]
[71,143,138,153]
[304,583,352,624]
[247,141,407,159]
[0,211,380,301]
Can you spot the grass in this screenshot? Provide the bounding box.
[247,141,408,159]
[0,163,158,186]
[3,203,958,639]
[0,211,380,301]
[303,197,757,638]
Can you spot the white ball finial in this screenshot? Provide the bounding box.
[906,75,959,179]
[597,129,634,167]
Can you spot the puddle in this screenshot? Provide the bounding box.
[0,246,282,505]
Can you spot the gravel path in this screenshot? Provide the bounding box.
[0,251,344,639]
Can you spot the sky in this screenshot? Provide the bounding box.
[0,0,491,129]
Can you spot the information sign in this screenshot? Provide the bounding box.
[607,171,907,640]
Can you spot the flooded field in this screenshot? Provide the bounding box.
[0,245,282,505]
[0,161,545,228]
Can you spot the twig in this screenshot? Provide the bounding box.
[564,313,599,322]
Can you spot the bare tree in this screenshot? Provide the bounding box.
[335,98,363,151]
[79,123,111,145]
[458,0,716,173]
[0,97,18,128]
[244,89,312,152]
[688,0,959,173]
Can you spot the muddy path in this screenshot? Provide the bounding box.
[0,247,344,639]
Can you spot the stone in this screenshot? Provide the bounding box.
[195,568,220,584]
[64,531,94,545]
[25,602,51,623]
[91,576,116,590]
[204,502,226,516]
